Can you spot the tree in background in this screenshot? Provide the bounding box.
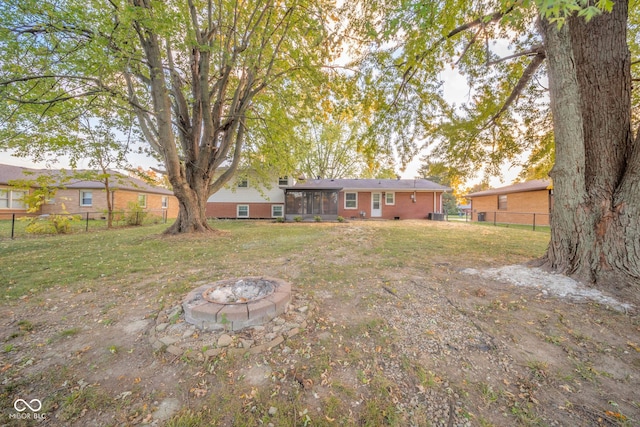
[417,161,459,214]
[70,119,131,228]
[0,0,336,234]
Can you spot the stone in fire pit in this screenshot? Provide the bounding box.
[183,277,291,331]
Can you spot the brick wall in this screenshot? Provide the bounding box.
[471,190,551,225]
[40,189,179,219]
[206,202,283,219]
[338,191,441,220]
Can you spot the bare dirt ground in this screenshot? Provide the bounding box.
[1,223,639,426]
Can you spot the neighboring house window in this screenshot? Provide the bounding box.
[238,179,248,188]
[237,205,249,218]
[385,192,395,205]
[80,191,93,207]
[272,205,284,218]
[344,192,357,209]
[278,177,288,186]
[138,194,147,208]
[0,190,8,208]
[161,196,168,209]
[0,190,24,209]
[498,195,507,210]
[10,191,26,209]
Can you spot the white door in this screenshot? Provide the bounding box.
[371,192,382,217]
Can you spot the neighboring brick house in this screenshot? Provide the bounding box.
[466,179,553,225]
[0,163,179,219]
[284,178,450,221]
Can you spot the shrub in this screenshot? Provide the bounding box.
[126,202,148,226]
[24,214,80,234]
[293,216,303,222]
[314,215,322,222]
[337,216,345,223]
[275,216,285,223]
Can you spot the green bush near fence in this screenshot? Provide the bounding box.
[22,214,81,235]
[125,202,148,226]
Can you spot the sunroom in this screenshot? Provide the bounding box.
[284,188,341,221]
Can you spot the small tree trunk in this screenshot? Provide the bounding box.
[105,179,113,229]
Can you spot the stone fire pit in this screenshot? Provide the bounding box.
[183,277,291,331]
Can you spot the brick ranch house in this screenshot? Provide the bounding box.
[285,178,450,221]
[0,163,179,219]
[206,174,450,221]
[466,179,553,226]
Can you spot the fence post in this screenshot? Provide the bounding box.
[86,212,89,232]
[11,213,16,240]
[533,213,536,231]
[493,211,497,226]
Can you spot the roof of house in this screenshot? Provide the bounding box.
[0,163,174,195]
[286,178,450,192]
[466,179,552,198]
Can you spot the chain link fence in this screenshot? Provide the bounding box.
[0,209,170,239]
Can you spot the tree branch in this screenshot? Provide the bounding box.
[486,44,545,66]
[454,27,482,66]
[394,6,515,107]
[486,51,546,127]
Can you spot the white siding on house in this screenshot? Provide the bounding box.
[207,179,286,204]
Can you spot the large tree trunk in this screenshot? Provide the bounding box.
[165,171,213,234]
[541,1,640,302]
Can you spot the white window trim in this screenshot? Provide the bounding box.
[385,192,395,205]
[161,196,168,209]
[271,205,284,218]
[237,204,249,218]
[344,192,358,209]
[138,194,147,208]
[237,179,249,188]
[80,191,93,207]
[278,177,288,186]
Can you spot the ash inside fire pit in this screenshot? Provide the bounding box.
[203,279,275,304]
[183,277,291,331]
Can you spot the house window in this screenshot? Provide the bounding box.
[385,192,395,205]
[138,194,147,208]
[237,205,249,218]
[80,191,93,207]
[498,195,507,210]
[344,192,357,209]
[238,179,248,188]
[272,205,284,218]
[161,196,168,209]
[10,191,26,209]
[0,190,8,208]
[278,177,288,186]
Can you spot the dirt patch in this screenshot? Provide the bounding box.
[1,223,638,426]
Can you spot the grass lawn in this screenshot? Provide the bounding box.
[0,220,548,300]
[2,220,637,426]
